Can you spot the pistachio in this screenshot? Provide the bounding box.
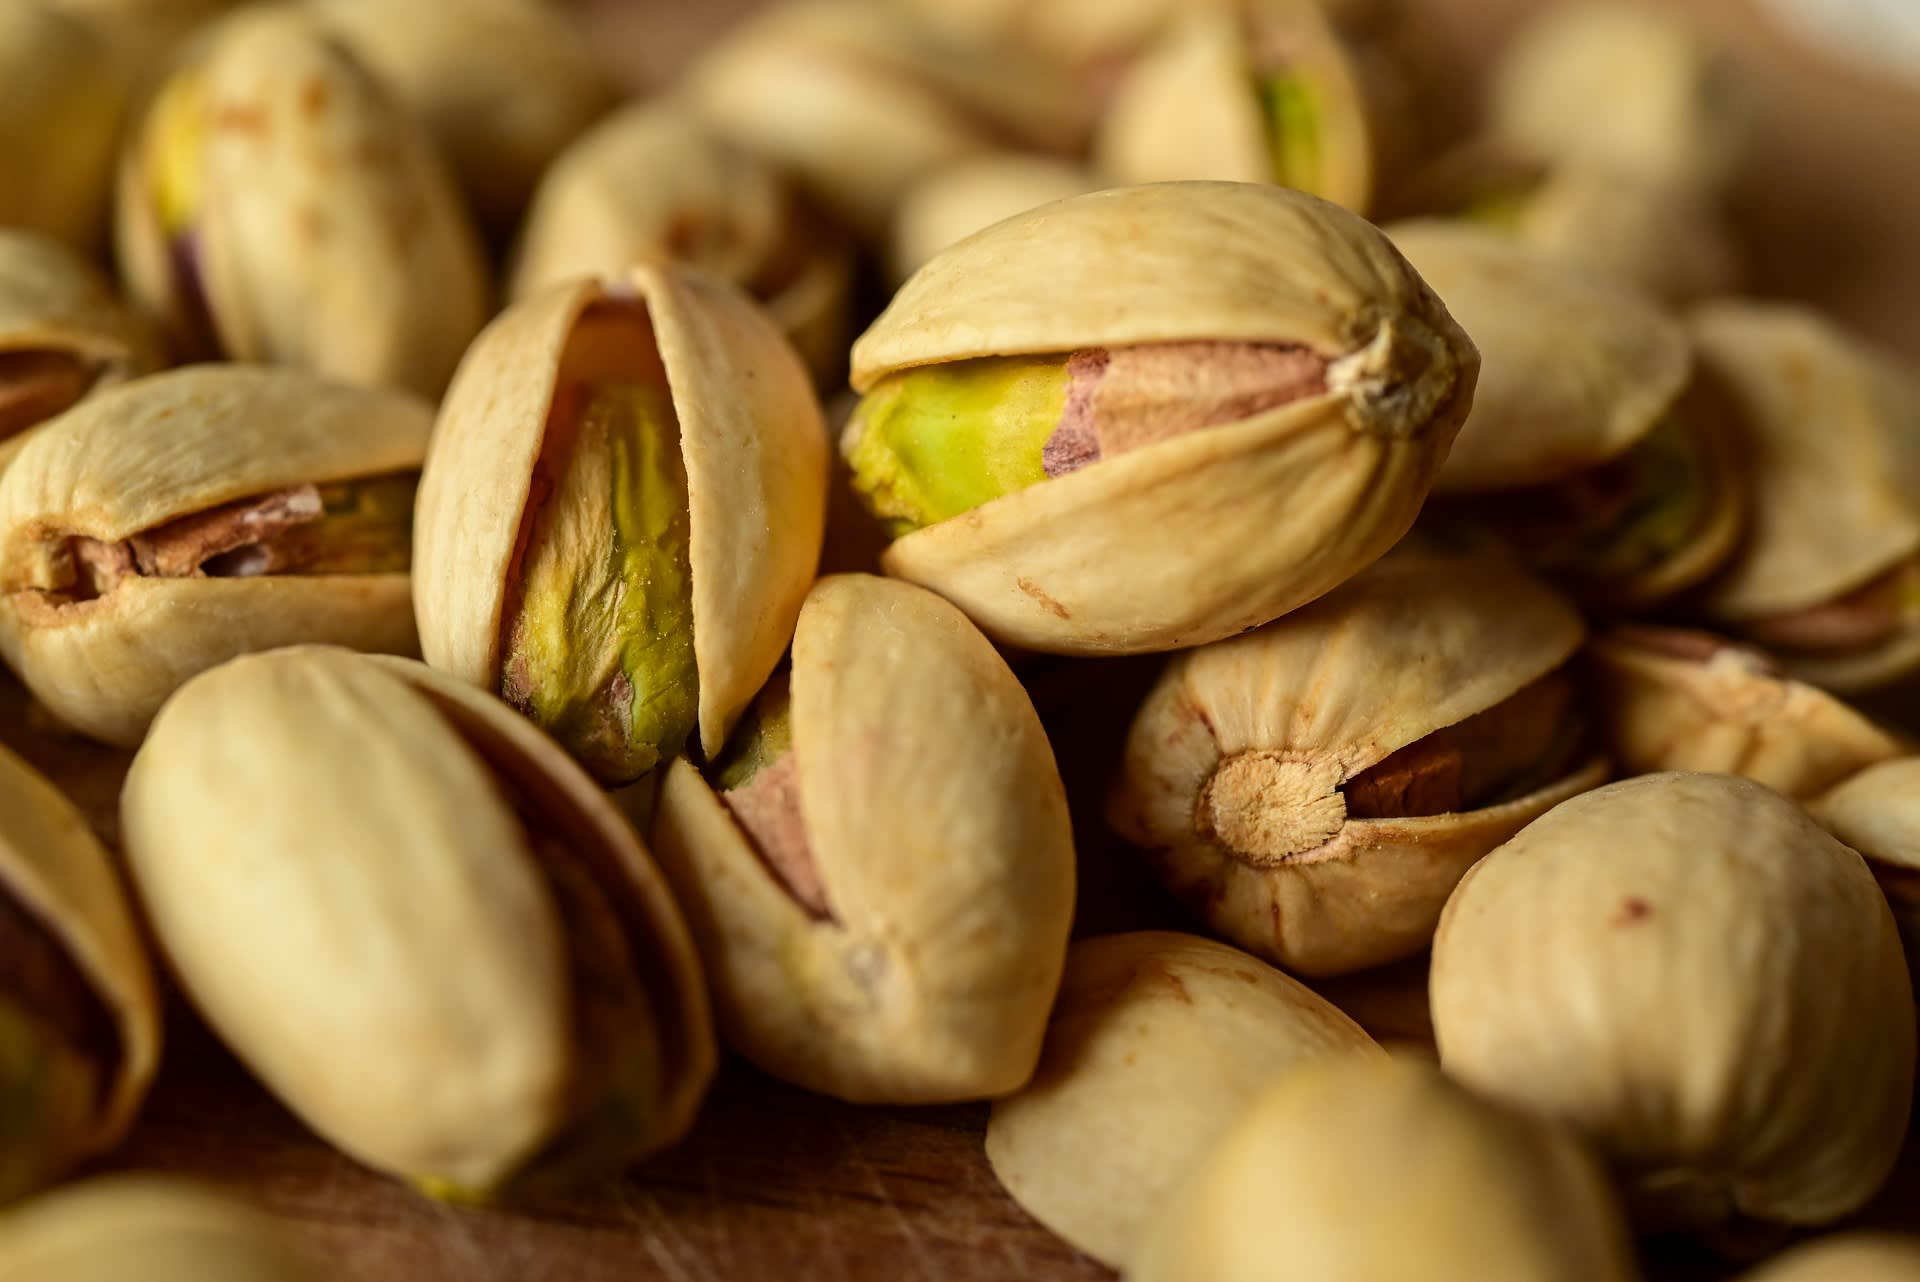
[38,0,236,98]
[846,181,1479,655]
[1808,758,1920,987]
[0,365,430,747]
[0,4,124,251]
[1130,1057,1639,1282]
[982,931,1383,1269]
[1736,1234,1920,1282]
[888,152,1100,284]
[121,646,715,1198]
[1431,773,1915,1229]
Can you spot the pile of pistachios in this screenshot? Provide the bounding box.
[2,0,1919,1277]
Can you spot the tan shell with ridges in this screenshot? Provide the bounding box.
[1736,1234,1920,1282]
[0,5,123,251]
[888,153,1100,284]
[1432,772,1915,1229]
[414,266,827,762]
[0,365,430,747]
[650,573,1074,1103]
[1108,537,1601,977]
[851,181,1479,655]
[983,931,1383,1270]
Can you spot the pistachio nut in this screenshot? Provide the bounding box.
[888,152,1100,284]
[0,742,159,1207]
[1692,303,1920,694]
[1108,535,1606,977]
[415,266,827,785]
[0,3,125,251]
[1737,1234,1920,1282]
[309,0,617,239]
[0,365,430,747]
[845,181,1479,656]
[0,230,162,476]
[650,573,1074,1102]
[115,5,489,397]
[508,103,854,388]
[121,646,716,1199]
[1130,1057,1638,1282]
[1587,625,1908,800]
[38,1,236,97]
[895,0,1202,73]
[1432,772,1916,1229]
[0,1176,326,1282]
[1808,758,1920,986]
[1392,220,1743,609]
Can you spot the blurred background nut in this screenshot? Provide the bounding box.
[650,573,1074,1103]
[0,366,429,747]
[1735,1233,1920,1282]
[115,5,489,397]
[984,931,1383,1270]
[886,152,1100,284]
[414,266,827,786]
[845,181,1479,655]
[0,743,158,1208]
[38,0,237,99]
[0,3,125,253]
[1808,758,1920,986]
[121,647,715,1200]
[1108,536,1606,977]
[1432,772,1915,1230]
[1129,1057,1639,1282]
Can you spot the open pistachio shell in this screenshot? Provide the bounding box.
[115,5,489,397]
[888,153,1100,284]
[508,103,854,388]
[847,181,1478,656]
[1109,536,1604,977]
[0,365,430,747]
[1809,758,1920,986]
[1131,1057,1638,1282]
[0,4,124,251]
[1736,1234,1920,1282]
[1432,773,1915,1230]
[0,742,159,1206]
[121,646,715,1198]
[650,573,1074,1102]
[983,932,1383,1270]
[415,266,827,784]
[0,1176,326,1282]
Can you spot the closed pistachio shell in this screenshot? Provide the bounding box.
[120,647,714,1198]
[1130,1057,1638,1282]
[0,365,430,747]
[1432,773,1915,1229]
[888,153,1100,284]
[847,181,1479,656]
[1808,758,1920,983]
[0,4,124,251]
[115,5,489,397]
[984,932,1383,1269]
[650,573,1074,1102]
[1737,1234,1920,1282]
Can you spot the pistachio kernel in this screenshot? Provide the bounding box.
[141,64,218,357]
[1743,559,1920,657]
[705,672,827,919]
[1258,72,1322,194]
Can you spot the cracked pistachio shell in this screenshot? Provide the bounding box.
[850,181,1479,656]
[0,744,159,1205]
[508,103,854,387]
[0,365,430,747]
[888,153,1100,284]
[651,573,1074,1102]
[1587,627,1907,800]
[309,0,616,237]
[0,1176,325,1282]
[1432,773,1916,1230]
[115,5,489,397]
[0,4,124,251]
[984,932,1383,1270]
[1108,537,1603,977]
[1808,758,1920,984]
[121,647,715,1197]
[1131,1057,1638,1282]
[414,267,827,779]
[1738,1235,1920,1282]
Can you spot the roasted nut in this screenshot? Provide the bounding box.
[0,365,429,747]
[1393,220,1744,609]
[845,181,1478,655]
[121,646,715,1199]
[1109,535,1605,976]
[508,103,854,387]
[1736,1234,1920,1282]
[983,931,1383,1269]
[1693,302,1920,694]
[888,152,1099,284]
[650,573,1074,1102]
[415,267,827,786]
[0,743,159,1207]
[1432,772,1915,1229]
[1130,1057,1639,1282]
[0,3,124,251]
[1808,758,1920,986]
[115,5,489,397]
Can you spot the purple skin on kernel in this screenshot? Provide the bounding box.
[168,232,221,354]
[721,754,831,919]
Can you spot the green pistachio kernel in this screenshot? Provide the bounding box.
[708,670,793,792]
[259,474,418,576]
[0,994,99,1206]
[146,67,206,238]
[1259,72,1322,196]
[1454,181,1538,233]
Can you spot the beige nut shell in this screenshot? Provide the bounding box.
[414,266,827,762]
[1737,1234,1920,1282]
[888,153,1100,285]
[651,573,1074,1103]
[984,931,1382,1270]
[1109,537,1599,977]
[0,5,123,252]
[1809,757,1920,980]
[852,181,1479,656]
[0,364,430,747]
[1432,772,1916,1229]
